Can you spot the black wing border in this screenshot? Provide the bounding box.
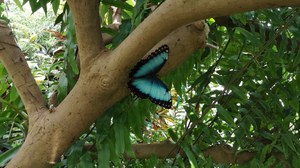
[129,45,169,78]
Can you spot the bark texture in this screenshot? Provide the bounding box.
[0,21,47,122]
[67,0,104,71]
[2,0,300,167]
[130,143,256,164]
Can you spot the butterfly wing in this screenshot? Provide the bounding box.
[128,44,172,109]
[129,45,169,78]
[128,77,172,109]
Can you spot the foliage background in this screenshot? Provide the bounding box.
[0,0,300,167]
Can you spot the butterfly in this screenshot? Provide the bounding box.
[128,45,172,109]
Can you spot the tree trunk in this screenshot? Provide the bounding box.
[1,0,299,167]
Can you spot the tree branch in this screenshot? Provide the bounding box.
[132,143,288,166]
[67,0,104,71]
[84,142,288,166]
[6,20,209,168]
[6,0,300,167]
[214,16,300,51]
[130,141,184,159]
[111,0,300,76]
[0,21,47,118]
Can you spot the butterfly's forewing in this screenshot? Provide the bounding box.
[129,45,169,78]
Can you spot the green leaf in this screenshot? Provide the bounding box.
[236,27,260,45]
[259,145,272,162]
[181,142,198,168]
[9,86,19,102]
[52,0,60,14]
[217,105,236,127]
[190,70,211,91]
[68,46,79,75]
[13,0,24,10]
[176,155,185,168]
[0,78,9,95]
[39,0,48,15]
[292,154,300,168]
[97,141,110,168]
[57,73,68,103]
[101,27,118,36]
[112,19,132,47]
[79,152,93,168]
[282,133,299,155]
[114,122,125,154]
[168,128,178,141]
[230,85,247,101]
[0,145,21,167]
[54,12,64,25]
[0,123,7,137]
[147,154,158,167]
[289,98,299,112]
[201,47,210,60]
[124,127,135,158]
[108,139,121,166]
[54,3,68,26]
[0,3,5,16]
[65,13,79,76]
[265,155,276,168]
[187,112,199,123]
[65,140,84,167]
[29,0,40,13]
[131,0,149,29]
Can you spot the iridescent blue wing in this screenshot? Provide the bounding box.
[128,45,172,109]
[128,77,172,109]
[129,45,169,78]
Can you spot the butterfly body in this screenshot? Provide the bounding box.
[128,45,172,109]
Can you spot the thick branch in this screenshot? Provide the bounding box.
[130,141,184,159]
[132,143,254,164]
[0,21,46,117]
[131,143,289,166]
[6,0,300,167]
[6,21,208,168]
[67,0,104,71]
[111,0,300,76]
[203,144,255,165]
[84,142,274,165]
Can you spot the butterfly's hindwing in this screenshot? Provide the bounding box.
[128,77,172,109]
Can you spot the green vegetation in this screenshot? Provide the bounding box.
[1,0,300,167]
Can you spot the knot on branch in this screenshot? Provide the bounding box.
[98,74,118,92]
[99,74,113,87]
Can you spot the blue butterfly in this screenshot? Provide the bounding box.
[128,45,172,109]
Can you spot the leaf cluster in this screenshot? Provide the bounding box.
[1,0,300,167]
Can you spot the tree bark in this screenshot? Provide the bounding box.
[0,21,47,123]
[67,0,104,71]
[85,142,287,166]
[131,143,288,166]
[3,0,300,167]
[130,143,256,164]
